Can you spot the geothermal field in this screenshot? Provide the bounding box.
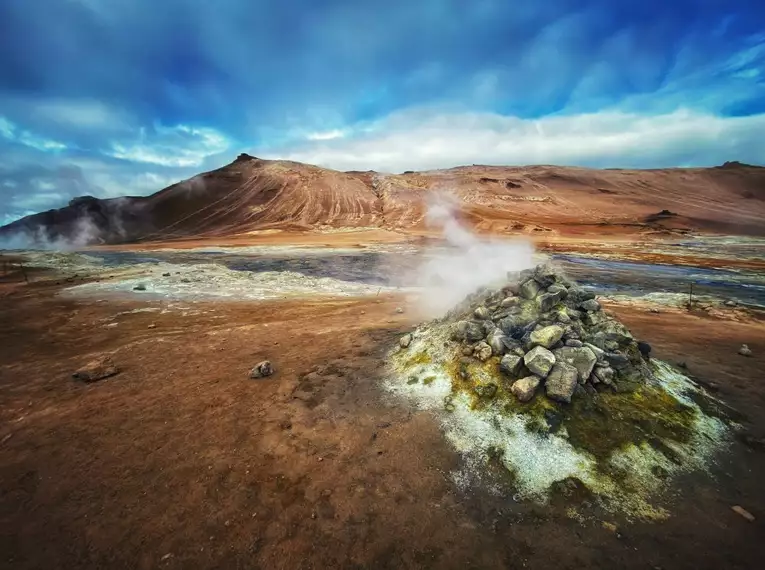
[1,158,764,569]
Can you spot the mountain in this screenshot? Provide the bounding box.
[2,154,765,246]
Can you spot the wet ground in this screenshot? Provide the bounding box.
[84,245,765,308]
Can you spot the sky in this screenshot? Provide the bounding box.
[1,0,764,223]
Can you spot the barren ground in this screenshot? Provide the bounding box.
[1,262,764,569]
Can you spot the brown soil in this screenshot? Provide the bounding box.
[2,273,764,570]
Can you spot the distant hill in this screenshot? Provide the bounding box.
[2,153,764,246]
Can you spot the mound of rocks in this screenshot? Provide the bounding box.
[436,263,653,404]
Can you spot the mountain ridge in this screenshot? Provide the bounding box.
[2,154,764,246]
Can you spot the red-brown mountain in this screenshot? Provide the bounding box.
[2,154,764,245]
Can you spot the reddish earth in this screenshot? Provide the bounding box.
[1,156,764,246]
[1,269,764,570]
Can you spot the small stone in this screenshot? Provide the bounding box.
[519,279,541,300]
[529,325,565,349]
[399,334,412,349]
[738,344,752,357]
[650,308,661,314]
[580,299,601,312]
[461,345,474,356]
[161,553,173,561]
[584,342,606,360]
[511,376,541,402]
[133,283,147,291]
[537,291,564,312]
[725,300,737,307]
[500,297,520,309]
[545,362,579,403]
[487,330,508,356]
[148,323,157,329]
[593,366,615,385]
[474,306,490,320]
[638,341,651,359]
[395,307,404,314]
[162,272,171,277]
[565,339,583,348]
[499,354,523,377]
[532,264,558,287]
[604,352,630,370]
[72,355,120,383]
[731,505,755,522]
[524,346,556,378]
[249,360,274,379]
[474,383,498,399]
[474,341,493,362]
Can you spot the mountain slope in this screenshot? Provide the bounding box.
[1,155,764,246]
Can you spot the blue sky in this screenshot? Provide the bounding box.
[1,0,764,223]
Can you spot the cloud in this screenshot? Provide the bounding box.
[108,124,230,167]
[0,0,764,224]
[0,116,68,152]
[266,107,765,172]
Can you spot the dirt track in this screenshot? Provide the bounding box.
[1,273,764,570]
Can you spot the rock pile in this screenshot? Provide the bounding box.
[434,263,653,405]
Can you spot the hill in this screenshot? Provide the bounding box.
[2,154,764,246]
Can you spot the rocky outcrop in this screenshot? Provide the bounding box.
[427,263,656,405]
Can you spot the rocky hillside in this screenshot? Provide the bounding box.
[2,155,765,246]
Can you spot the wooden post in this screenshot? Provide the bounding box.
[19,262,28,283]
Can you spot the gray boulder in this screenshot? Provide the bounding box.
[512,376,541,403]
[474,306,490,320]
[553,346,597,383]
[584,342,605,360]
[519,279,542,300]
[455,320,486,342]
[604,351,631,370]
[538,290,564,312]
[593,366,615,385]
[567,287,596,305]
[399,334,413,348]
[530,325,565,349]
[545,362,579,403]
[487,330,508,356]
[474,341,493,362]
[500,354,523,377]
[580,299,601,312]
[565,339,583,348]
[524,346,556,378]
[547,284,568,298]
[500,296,520,309]
[532,264,558,287]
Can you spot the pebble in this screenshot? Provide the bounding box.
[148,323,156,329]
[731,505,755,522]
[395,307,404,314]
[738,344,752,357]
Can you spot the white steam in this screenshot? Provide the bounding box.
[412,193,536,317]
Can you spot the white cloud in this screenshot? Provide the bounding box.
[262,107,765,172]
[12,191,67,211]
[108,124,230,167]
[0,116,68,152]
[305,129,346,141]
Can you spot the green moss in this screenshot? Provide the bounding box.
[404,350,432,368]
[562,385,697,461]
[436,341,699,467]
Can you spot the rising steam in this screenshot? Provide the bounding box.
[412,193,536,317]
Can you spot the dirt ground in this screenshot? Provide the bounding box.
[1,272,765,570]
